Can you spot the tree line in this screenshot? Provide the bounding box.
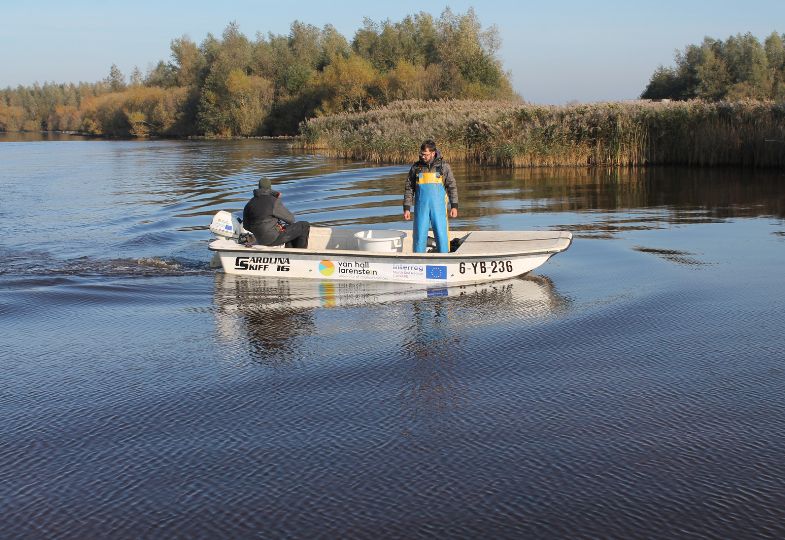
[0,9,516,137]
[642,32,785,101]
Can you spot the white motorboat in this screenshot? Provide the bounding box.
[208,211,572,284]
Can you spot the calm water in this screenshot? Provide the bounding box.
[2,136,785,539]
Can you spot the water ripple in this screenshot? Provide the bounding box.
[4,141,785,538]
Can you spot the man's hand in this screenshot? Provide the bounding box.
[450,208,458,218]
[404,210,411,220]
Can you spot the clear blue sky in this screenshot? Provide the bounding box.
[2,0,784,104]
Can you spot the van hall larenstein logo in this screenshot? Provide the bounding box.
[319,260,335,276]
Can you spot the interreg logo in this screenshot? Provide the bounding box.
[319,260,335,276]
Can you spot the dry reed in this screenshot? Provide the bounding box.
[298,99,785,167]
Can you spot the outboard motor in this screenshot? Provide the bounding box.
[209,211,249,241]
[209,211,251,269]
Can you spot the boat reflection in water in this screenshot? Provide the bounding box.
[212,273,569,365]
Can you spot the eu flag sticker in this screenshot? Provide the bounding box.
[425,265,447,280]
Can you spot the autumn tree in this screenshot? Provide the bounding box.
[642,32,784,101]
[225,69,273,135]
[319,52,377,113]
[765,32,785,99]
[171,35,206,88]
[383,60,428,101]
[145,61,177,88]
[434,8,514,99]
[105,64,126,92]
[129,67,144,87]
[198,22,254,135]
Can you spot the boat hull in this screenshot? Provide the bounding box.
[209,239,565,284]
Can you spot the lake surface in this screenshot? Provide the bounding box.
[2,135,785,538]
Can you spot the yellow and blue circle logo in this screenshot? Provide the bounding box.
[319,260,335,276]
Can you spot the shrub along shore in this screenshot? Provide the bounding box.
[298,99,785,167]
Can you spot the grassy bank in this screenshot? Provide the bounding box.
[298,99,785,167]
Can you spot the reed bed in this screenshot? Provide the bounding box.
[298,99,785,167]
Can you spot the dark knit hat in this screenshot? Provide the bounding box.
[258,177,272,190]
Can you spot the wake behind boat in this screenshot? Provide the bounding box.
[209,211,572,284]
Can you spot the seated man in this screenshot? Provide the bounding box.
[242,177,310,249]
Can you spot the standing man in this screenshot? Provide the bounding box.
[243,177,310,249]
[403,139,459,253]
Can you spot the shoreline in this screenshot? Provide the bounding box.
[0,130,299,141]
[6,98,785,169]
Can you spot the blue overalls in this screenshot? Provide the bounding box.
[413,171,449,253]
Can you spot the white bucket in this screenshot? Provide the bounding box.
[354,230,406,253]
